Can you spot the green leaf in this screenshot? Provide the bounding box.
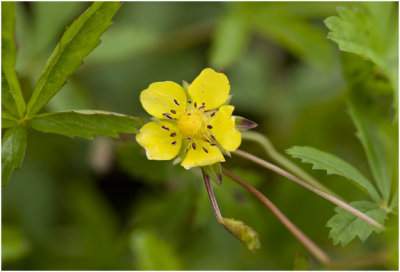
[209,12,249,68]
[325,4,396,69]
[130,230,182,270]
[219,217,261,251]
[26,2,121,116]
[326,200,388,246]
[2,2,26,118]
[287,146,381,203]
[202,163,223,186]
[2,125,27,186]
[325,3,398,112]
[348,89,397,204]
[2,110,18,128]
[27,110,142,140]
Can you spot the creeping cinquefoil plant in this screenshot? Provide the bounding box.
[3,2,396,269]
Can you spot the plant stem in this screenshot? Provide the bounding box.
[222,167,331,266]
[202,169,222,219]
[241,131,340,199]
[233,149,385,230]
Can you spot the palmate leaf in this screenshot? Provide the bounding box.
[326,200,387,246]
[325,3,398,111]
[2,125,27,186]
[287,146,381,203]
[26,2,121,117]
[2,2,26,118]
[27,110,142,140]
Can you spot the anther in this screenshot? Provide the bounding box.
[171,141,177,145]
[207,125,213,129]
[210,134,216,141]
[170,109,177,114]
[192,142,197,150]
[198,105,205,110]
[185,148,189,154]
[188,100,192,104]
[161,126,170,131]
[194,102,197,108]
[210,143,216,146]
[162,113,173,120]
[170,132,176,137]
[210,112,216,117]
[186,137,192,141]
[173,99,180,106]
[202,146,208,153]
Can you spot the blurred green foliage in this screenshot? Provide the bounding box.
[2,1,398,270]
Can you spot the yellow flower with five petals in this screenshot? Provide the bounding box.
[136,68,244,169]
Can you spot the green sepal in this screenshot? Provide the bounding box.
[234,116,258,131]
[202,162,223,186]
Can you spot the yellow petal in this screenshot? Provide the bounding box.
[181,139,225,169]
[209,105,241,151]
[188,68,230,110]
[140,81,187,119]
[136,121,182,160]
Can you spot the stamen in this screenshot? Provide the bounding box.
[210,143,217,146]
[198,105,205,111]
[170,132,176,137]
[170,109,177,114]
[210,134,216,141]
[203,139,212,143]
[188,100,192,104]
[202,146,208,153]
[210,112,216,117]
[162,113,173,120]
[173,99,180,106]
[186,137,192,141]
[192,142,197,150]
[187,113,191,116]
[194,102,197,108]
[207,125,213,129]
[161,126,170,131]
[171,141,177,145]
[202,102,205,105]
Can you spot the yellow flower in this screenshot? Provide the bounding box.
[136,68,242,169]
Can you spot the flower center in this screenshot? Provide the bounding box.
[178,111,203,138]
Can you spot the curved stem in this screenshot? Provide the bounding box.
[202,170,222,219]
[222,167,331,266]
[241,131,340,199]
[233,149,385,230]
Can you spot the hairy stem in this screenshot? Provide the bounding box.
[241,131,340,199]
[222,167,331,266]
[233,149,385,230]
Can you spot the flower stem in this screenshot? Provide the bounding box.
[241,131,340,199]
[202,169,222,220]
[233,149,385,230]
[222,167,331,266]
